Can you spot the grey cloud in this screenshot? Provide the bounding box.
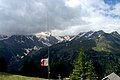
[0,0,85,35]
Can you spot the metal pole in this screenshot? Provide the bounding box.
[46,0,50,79]
[48,46,50,80]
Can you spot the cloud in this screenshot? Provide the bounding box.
[52,0,120,35]
[82,0,120,33]
[65,0,80,8]
[109,3,120,16]
[0,0,85,35]
[0,0,120,35]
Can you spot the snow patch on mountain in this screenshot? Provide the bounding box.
[42,41,51,46]
[98,34,102,37]
[26,36,34,41]
[35,32,73,43]
[75,32,86,40]
[24,48,32,55]
[36,32,50,37]
[87,32,94,37]
[55,35,72,42]
[0,35,10,40]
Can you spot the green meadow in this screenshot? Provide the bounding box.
[0,72,47,80]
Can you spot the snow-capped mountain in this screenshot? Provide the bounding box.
[35,32,73,46]
[0,32,73,64]
[73,30,106,40]
[27,30,120,78]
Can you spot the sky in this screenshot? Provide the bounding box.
[0,0,120,35]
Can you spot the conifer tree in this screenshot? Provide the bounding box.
[70,49,97,80]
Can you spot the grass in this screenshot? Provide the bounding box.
[0,72,47,80]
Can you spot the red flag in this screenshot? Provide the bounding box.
[40,58,48,66]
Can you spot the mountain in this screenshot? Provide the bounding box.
[2,30,120,79]
[0,33,73,64]
[35,32,73,46]
[11,30,120,79]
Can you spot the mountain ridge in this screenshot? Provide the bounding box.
[1,30,120,79]
[26,30,120,79]
[0,33,73,64]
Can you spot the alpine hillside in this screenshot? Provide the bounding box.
[1,30,120,80]
[16,30,120,79]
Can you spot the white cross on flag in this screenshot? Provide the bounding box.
[40,58,48,66]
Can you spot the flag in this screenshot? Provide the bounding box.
[40,58,48,66]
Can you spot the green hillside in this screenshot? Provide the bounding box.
[0,72,47,80]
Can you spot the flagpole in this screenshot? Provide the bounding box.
[46,0,50,79]
[48,46,50,80]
